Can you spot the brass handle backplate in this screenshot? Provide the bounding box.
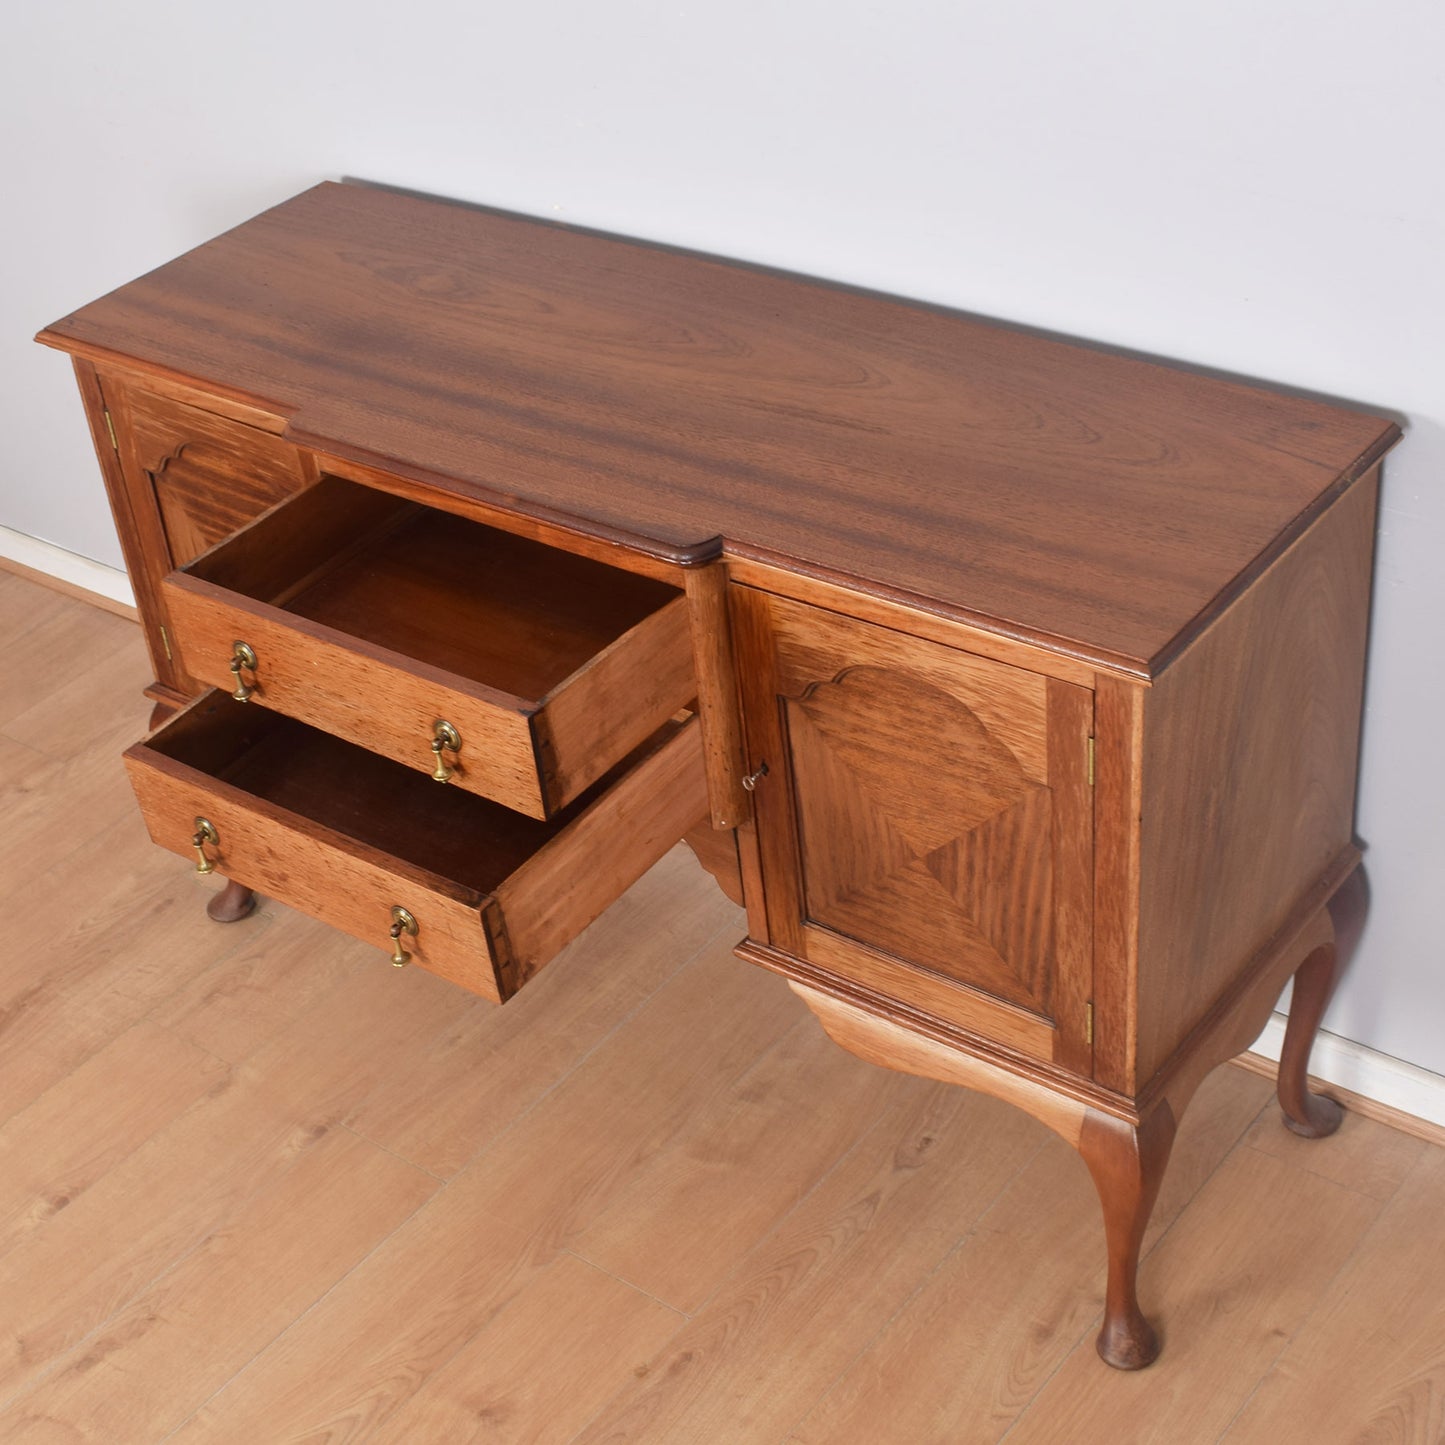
[389,905,418,967]
[191,817,220,875]
[430,720,462,783]
[229,641,258,702]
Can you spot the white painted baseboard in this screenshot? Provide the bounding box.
[1248,1014,1445,1130]
[0,524,134,610]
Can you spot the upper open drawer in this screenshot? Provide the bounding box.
[161,476,697,819]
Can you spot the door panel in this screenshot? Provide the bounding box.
[733,587,1095,1073]
[124,387,316,564]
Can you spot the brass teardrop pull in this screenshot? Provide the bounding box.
[389,905,418,966]
[229,641,258,702]
[191,817,220,875]
[430,720,462,783]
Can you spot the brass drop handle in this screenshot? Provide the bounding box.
[741,761,769,792]
[430,720,462,783]
[229,641,258,702]
[191,817,220,875]
[389,905,418,967]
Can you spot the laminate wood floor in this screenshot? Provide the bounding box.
[1,569,1442,1444]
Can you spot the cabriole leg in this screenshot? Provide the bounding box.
[1077,1102,1178,1370]
[206,878,256,923]
[1277,939,1344,1138]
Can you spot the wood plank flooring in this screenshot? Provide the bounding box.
[1,568,1442,1444]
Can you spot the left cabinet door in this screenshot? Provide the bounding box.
[112,382,317,566]
[98,374,318,699]
[732,587,1095,1075]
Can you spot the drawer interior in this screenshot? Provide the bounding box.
[185,475,682,702]
[149,694,681,892]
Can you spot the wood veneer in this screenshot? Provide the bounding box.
[128,696,707,999]
[165,474,695,818]
[37,180,1398,675]
[36,181,1400,1372]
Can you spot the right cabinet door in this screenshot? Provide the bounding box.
[732,588,1095,1074]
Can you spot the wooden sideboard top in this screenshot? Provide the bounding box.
[38,180,1399,676]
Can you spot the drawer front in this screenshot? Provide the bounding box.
[165,578,546,817]
[125,698,709,1001]
[125,741,503,998]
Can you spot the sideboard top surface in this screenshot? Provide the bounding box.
[38,181,1398,675]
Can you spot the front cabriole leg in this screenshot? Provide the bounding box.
[1076,1102,1178,1369]
[786,975,1183,1370]
[206,878,257,923]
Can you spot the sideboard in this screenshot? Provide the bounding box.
[36,180,1399,1369]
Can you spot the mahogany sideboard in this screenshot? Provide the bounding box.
[37,181,1400,1369]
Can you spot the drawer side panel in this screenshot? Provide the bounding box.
[496,717,710,987]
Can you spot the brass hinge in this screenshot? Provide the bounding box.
[1086,1001,1094,1046]
[1086,736,1095,787]
[159,624,173,662]
[103,409,119,453]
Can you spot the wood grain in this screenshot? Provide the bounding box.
[38,179,1399,673]
[0,1128,434,1444]
[165,473,694,817]
[572,1077,1042,1443]
[1221,1146,1445,1445]
[733,585,1092,1064]
[724,551,1102,686]
[71,361,178,689]
[537,593,696,811]
[683,559,751,827]
[364,1252,685,1444]
[0,574,1440,1444]
[170,936,801,1442]
[789,1066,1270,1444]
[164,574,546,817]
[493,715,708,987]
[791,981,1087,1148]
[1091,672,1145,1093]
[1134,471,1379,1087]
[1002,1147,1381,1444]
[568,1014,904,1314]
[0,1020,226,1262]
[126,697,707,1000]
[681,819,745,906]
[342,846,744,1179]
[118,378,316,565]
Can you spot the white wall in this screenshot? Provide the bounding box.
[5,1,1442,1075]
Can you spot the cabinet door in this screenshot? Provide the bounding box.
[118,386,316,566]
[733,589,1094,1073]
[96,376,319,699]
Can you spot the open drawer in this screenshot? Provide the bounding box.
[124,693,708,1001]
[161,475,697,819]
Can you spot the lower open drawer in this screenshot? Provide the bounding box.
[124,693,707,1000]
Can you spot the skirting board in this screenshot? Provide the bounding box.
[0,524,135,615]
[1245,1013,1445,1145]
